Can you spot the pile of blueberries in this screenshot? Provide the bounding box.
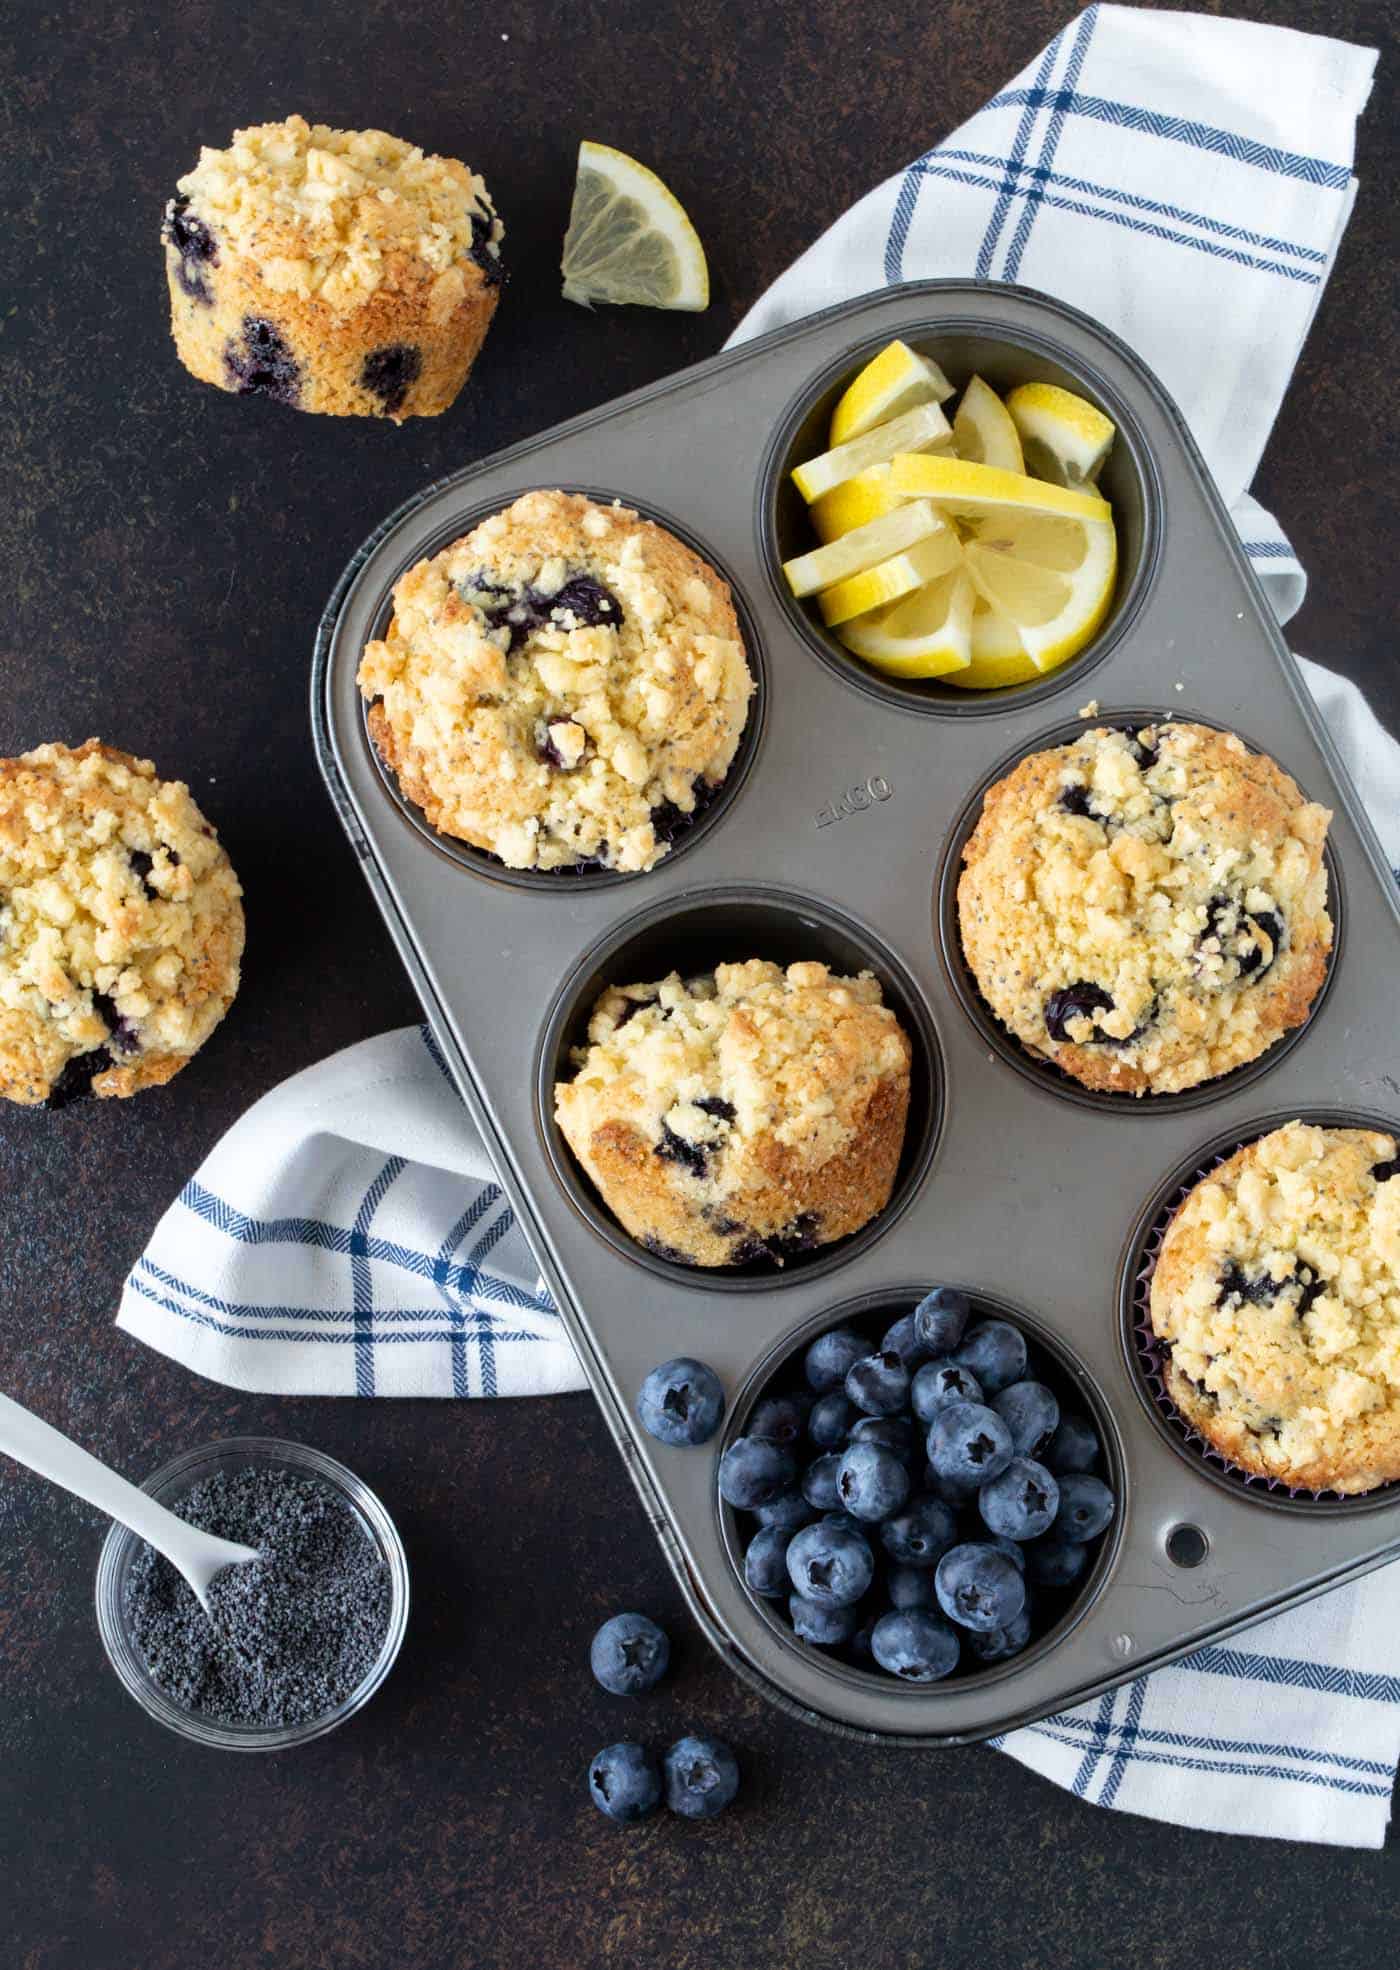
[586,1612,740,1825]
[718,1289,1115,1682]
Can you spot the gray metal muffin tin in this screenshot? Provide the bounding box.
[313,282,1400,1743]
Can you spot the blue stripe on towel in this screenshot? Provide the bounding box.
[977,29,1064,278]
[1003,4,1099,282]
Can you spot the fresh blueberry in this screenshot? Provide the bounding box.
[1025,1535,1090,1587]
[663,1736,739,1819]
[752,1489,816,1532]
[926,1401,1014,1488]
[805,1326,868,1392]
[835,1440,910,1523]
[951,1319,1028,1395]
[786,1520,875,1608]
[718,1436,797,1510]
[879,1494,959,1568]
[1054,1473,1116,1542]
[880,1311,934,1367]
[844,1350,910,1416]
[749,1394,808,1446]
[913,1286,971,1356]
[790,1595,860,1646]
[978,1458,1060,1541]
[360,342,422,416]
[589,1741,662,1823]
[935,1543,1027,1633]
[991,1380,1060,1457]
[808,1390,854,1449]
[848,1414,918,1465]
[637,1357,725,1446]
[820,1510,863,1536]
[968,1606,1034,1664]
[923,1464,983,1509]
[886,1564,939,1612]
[1043,1413,1100,1475]
[744,1526,792,1599]
[985,1533,1028,1573]
[589,1613,670,1695]
[912,1360,983,1425]
[848,1614,878,1663]
[871,1610,961,1682]
[801,1452,845,1513]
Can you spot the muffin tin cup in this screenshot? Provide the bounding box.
[1120,1107,1400,1515]
[935,707,1347,1115]
[314,280,1400,1743]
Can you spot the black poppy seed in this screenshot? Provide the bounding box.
[123,1466,392,1728]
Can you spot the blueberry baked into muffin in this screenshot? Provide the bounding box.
[957,722,1332,1096]
[359,490,754,873]
[554,960,912,1268]
[1150,1122,1400,1494]
[0,742,244,1107]
[162,115,503,420]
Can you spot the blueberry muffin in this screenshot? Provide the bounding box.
[554,960,912,1268]
[957,722,1332,1096]
[163,115,503,420]
[0,741,244,1106]
[1150,1122,1400,1493]
[359,491,754,873]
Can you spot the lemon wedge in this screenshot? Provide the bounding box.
[836,568,975,677]
[818,530,962,626]
[1005,382,1115,487]
[809,466,906,542]
[782,501,949,597]
[944,600,1040,691]
[962,509,1116,672]
[561,142,709,310]
[792,402,951,503]
[952,375,1025,473]
[889,453,1112,522]
[828,339,954,445]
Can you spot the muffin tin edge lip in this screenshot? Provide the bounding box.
[934,705,1346,1115]
[339,482,769,893]
[714,1283,1127,1696]
[532,885,945,1292]
[756,307,1164,720]
[1116,1107,1400,1517]
[94,1435,410,1751]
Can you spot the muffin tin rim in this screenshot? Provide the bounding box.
[757,312,1164,720]
[532,883,947,1292]
[1117,1104,1400,1515]
[713,1281,1128,1697]
[934,703,1347,1115]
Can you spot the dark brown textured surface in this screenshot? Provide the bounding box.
[1,1,1396,1964]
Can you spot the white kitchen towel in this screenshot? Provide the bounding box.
[118,6,1400,1845]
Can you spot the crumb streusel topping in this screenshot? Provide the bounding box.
[1150,1122,1400,1493]
[957,721,1332,1095]
[554,960,912,1268]
[0,741,244,1105]
[359,490,754,873]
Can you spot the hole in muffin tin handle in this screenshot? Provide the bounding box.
[1165,1524,1209,1568]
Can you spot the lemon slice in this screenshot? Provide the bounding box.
[810,466,906,542]
[829,339,954,445]
[818,530,962,627]
[792,402,951,503]
[889,453,1111,522]
[945,601,1040,691]
[782,501,949,597]
[1005,382,1115,487]
[952,376,1025,473]
[561,142,709,310]
[962,511,1116,673]
[836,569,975,677]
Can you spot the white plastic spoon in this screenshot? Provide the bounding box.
[0,1390,259,1614]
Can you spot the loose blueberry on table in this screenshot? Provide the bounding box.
[589,1612,671,1695]
[589,1741,663,1823]
[725,1289,1116,1682]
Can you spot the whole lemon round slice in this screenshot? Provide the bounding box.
[829,339,954,445]
[561,142,709,310]
[952,375,1025,473]
[1005,382,1116,487]
[836,568,975,677]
